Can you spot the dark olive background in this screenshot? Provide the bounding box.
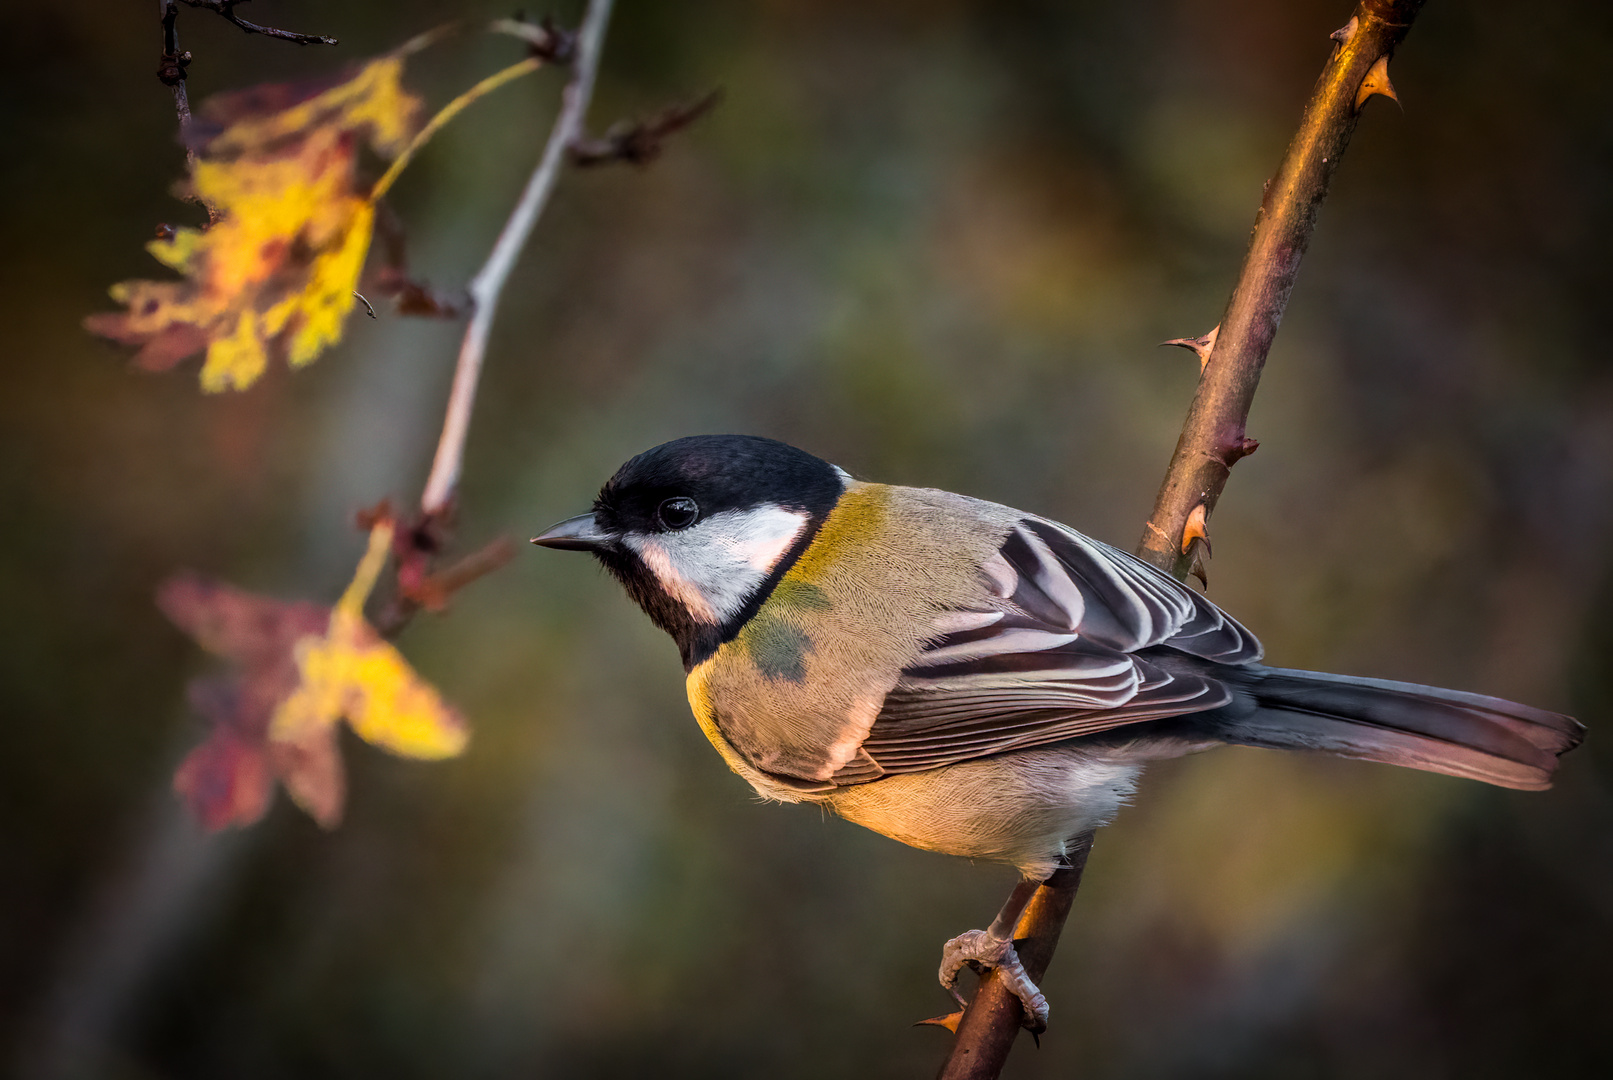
[4,1,1611,1077]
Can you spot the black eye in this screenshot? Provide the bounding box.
[656,496,699,530]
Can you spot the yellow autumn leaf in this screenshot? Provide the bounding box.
[270,523,468,788]
[85,52,420,392]
[86,37,542,392]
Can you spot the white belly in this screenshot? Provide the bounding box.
[826,749,1141,880]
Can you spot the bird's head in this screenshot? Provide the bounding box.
[532,435,848,668]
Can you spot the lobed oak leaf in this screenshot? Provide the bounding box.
[87,50,424,392]
[160,519,468,831]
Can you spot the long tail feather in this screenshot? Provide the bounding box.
[1214,666,1584,791]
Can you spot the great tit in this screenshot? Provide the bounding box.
[533,434,1583,1031]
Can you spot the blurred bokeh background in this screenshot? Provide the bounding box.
[4,0,1612,1076]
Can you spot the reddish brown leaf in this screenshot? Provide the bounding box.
[269,721,346,829]
[159,520,468,832]
[173,725,274,832]
[158,572,327,674]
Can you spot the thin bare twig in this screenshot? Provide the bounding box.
[177,0,337,47]
[936,2,1427,1076]
[157,0,332,220]
[419,0,616,516]
[157,2,220,223]
[570,89,723,167]
[490,15,578,63]
[158,3,195,154]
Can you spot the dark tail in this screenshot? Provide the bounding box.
[1213,665,1584,791]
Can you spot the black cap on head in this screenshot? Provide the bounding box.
[539,435,847,670]
[593,434,844,537]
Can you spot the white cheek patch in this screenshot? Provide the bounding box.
[633,540,721,624]
[625,505,808,625]
[736,513,801,572]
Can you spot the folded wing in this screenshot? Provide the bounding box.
[831,518,1262,784]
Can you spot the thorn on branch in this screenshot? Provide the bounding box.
[1355,55,1399,111]
[178,0,338,47]
[1182,505,1212,588]
[412,537,517,609]
[1180,503,1212,557]
[917,1012,964,1034]
[570,88,723,168]
[1161,325,1219,372]
[1330,16,1359,47]
[1188,550,1209,589]
[491,14,578,64]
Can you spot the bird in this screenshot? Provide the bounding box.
[531,433,1583,1032]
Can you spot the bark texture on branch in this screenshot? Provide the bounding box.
[936,2,1426,1076]
[1137,0,1426,577]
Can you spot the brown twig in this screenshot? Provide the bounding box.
[490,14,578,64]
[177,0,337,46]
[156,0,333,221]
[157,3,197,161]
[363,4,615,637]
[418,0,616,517]
[157,1,220,224]
[569,89,723,167]
[935,2,1427,1076]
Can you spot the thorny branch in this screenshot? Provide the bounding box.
[1137,0,1427,580]
[935,1,1428,1077]
[418,0,616,517]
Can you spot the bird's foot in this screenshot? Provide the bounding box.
[937,927,1049,1033]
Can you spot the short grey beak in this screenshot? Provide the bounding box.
[530,512,612,552]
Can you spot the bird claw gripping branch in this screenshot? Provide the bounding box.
[939,929,1049,1034]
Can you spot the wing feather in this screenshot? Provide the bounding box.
[833,515,1265,784]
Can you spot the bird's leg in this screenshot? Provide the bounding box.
[937,876,1049,1033]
